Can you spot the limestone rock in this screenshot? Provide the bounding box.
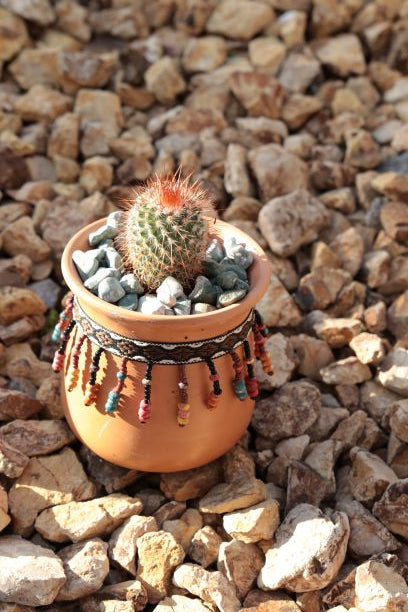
[0,439,29,478]
[9,447,96,535]
[222,445,255,483]
[218,540,264,600]
[109,515,157,575]
[206,0,274,40]
[223,498,280,543]
[230,72,284,119]
[0,536,65,606]
[355,559,408,611]
[0,8,28,62]
[259,189,328,257]
[252,381,321,442]
[182,36,227,73]
[256,273,302,328]
[314,317,364,348]
[35,494,143,543]
[380,201,408,243]
[315,34,366,76]
[199,478,266,514]
[136,530,185,603]
[320,357,372,385]
[173,563,240,612]
[296,268,351,311]
[2,216,51,263]
[0,389,42,421]
[249,148,308,202]
[373,479,408,539]
[145,57,186,106]
[388,290,408,339]
[290,334,334,380]
[160,462,222,501]
[258,504,350,592]
[349,447,398,506]
[0,486,10,533]
[189,526,223,568]
[56,538,109,601]
[0,419,74,456]
[14,85,72,122]
[248,36,286,73]
[97,579,147,611]
[378,348,408,397]
[255,333,297,390]
[350,332,386,365]
[163,508,202,551]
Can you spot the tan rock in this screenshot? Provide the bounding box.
[389,400,408,444]
[35,494,143,543]
[224,143,250,197]
[189,526,223,568]
[255,333,297,390]
[364,301,387,333]
[361,250,391,288]
[320,357,372,385]
[145,57,186,105]
[0,419,74,456]
[279,50,321,93]
[14,85,72,122]
[388,290,408,338]
[0,439,29,478]
[315,34,366,76]
[206,0,274,40]
[0,486,10,533]
[336,499,399,558]
[256,273,302,328]
[248,36,286,73]
[252,380,321,442]
[230,72,284,119]
[378,347,408,397]
[88,5,148,39]
[0,536,65,606]
[314,317,364,348]
[153,595,211,611]
[9,447,96,535]
[355,559,408,611]
[330,411,367,452]
[163,508,202,551]
[0,9,28,62]
[304,439,342,495]
[136,530,185,603]
[109,515,157,575]
[9,48,59,90]
[350,332,386,365]
[345,130,381,169]
[80,156,113,194]
[36,376,64,419]
[349,447,398,506]
[56,538,109,601]
[282,94,322,130]
[199,478,266,514]
[0,287,46,326]
[0,389,42,421]
[2,216,51,263]
[223,444,255,483]
[373,479,408,539]
[320,187,356,214]
[57,51,118,94]
[160,461,222,501]
[249,148,308,202]
[218,540,264,600]
[380,201,408,243]
[74,89,123,156]
[173,563,240,612]
[48,113,79,160]
[223,499,280,543]
[182,36,227,72]
[244,590,302,611]
[330,227,365,276]
[258,504,349,592]
[290,334,334,380]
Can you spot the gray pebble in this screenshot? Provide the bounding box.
[217,289,247,307]
[89,224,117,247]
[84,268,120,294]
[234,278,250,292]
[120,273,144,295]
[189,275,218,305]
[164,307,175,316]
[215,270,238,290]
[107,211,123,230]
[104,247,123,270]
[137,295,167,315]
[192,303,217,314]
[98,277,125,303]
[72,249,100,281]
[28,279,60,309]
[117,293,138,310]
[218,260,247,281]
[174,298,191,315]
[224,237,253,269]
[202,260,220,278]
[205,238,225,263]
[157,276,185,307]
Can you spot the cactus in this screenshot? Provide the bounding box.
[118,176,213,291]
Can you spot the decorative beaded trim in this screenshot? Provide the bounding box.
[73,298,255,365]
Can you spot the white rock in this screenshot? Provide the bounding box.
[137,295,167,315]
[355,559,408,612]
[223,498,280,543]
[56,538,109,601]
[173,563,241,612]
[378,348,408,397]
[109,515,158,575]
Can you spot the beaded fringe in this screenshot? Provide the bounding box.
[52,303,273,425]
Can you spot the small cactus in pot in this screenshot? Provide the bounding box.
[117,176,214,291]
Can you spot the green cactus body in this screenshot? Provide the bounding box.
[119,177,212,291]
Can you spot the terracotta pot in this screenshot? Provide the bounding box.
[60,217,271,472]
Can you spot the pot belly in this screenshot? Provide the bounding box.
[62,330,254,472]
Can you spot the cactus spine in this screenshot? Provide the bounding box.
[118,176,213,291]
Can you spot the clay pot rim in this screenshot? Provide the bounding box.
[61,216,271,326]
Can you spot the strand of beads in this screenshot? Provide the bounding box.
[177,364,190,426]
[84,347,104,406]
[139,362,153,423]
[105,357,128,413]
[51,295,74,343]
[52,319,76,373]
[67,334,86,392]
[231,350,248,400]
[206,358,222,410]
[243,338,259,399]
[253,311,273,375]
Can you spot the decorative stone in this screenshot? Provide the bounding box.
[0,419,74,456]
[223,498,280,543]
[0,536,65,606]
[314,317,364,348]
[14,85,72,122]
[98,277,125,303]
[259,189,329,256]
[56,538,109,601]
[2,216,51,263]
[0,389,42,421]
[248,147,308,202]
[373,479,408,539]
[252,381,321,442]
[189,526,223,568]
[217,289,247,307]
[173,563,240,612]
[0,9,28,62]
[378,348,408,396]
[117,294,138,310]
[199,478,266,514]
[35,494,143,543]
[255,333,297,390]
[110,514,157,574]
[258,504,350,592]
[349,332,386,365]
[163,508,202,551]
[0,439,29,478]
[349,447,398,506]
[355,559,408,612]
[137,295,167,315]
[72,249,100,281]
[380,201,408,242]
[0,287,46,326]
[84,268,119,293]
[320,357,372,385]
[248,36,286,74]
[0,486,10,533]
[136,530,185,603]
[230,72,284,119]
[120,274,144,295]
[160,462,222,501]
[89,224,117,247]
[9,447,96,535]
[145,57,186,106]
[191,303,216,314]
[156,276,184,307]
[182,36,227,73]
[206,0,274,40]
[256,273,302,327]
[217,540,264,600]
[174,298,192,315]
[154,595,210,612]
[188,276,218,305]
[315,34,366,76]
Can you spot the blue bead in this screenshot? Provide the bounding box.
[51,328,61,342]
[233,379,248,401]
[117,372,126,380]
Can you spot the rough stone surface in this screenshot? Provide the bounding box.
[199,478,266,514]
[173,563,241,612]
[56,538,109,601]
[223,499,280,543]
[109,515,157,575]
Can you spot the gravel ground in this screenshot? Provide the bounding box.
[1,0,408,610]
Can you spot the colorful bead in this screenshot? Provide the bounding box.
[51,295,74,344]
[138,399,151,423]
[177,364,190,426]
[84,382,101,406]
[245,376,259,399]
[207,391,221,410]
[52,352,65,373]
[177,403,190,427]
[243,338,259,399]
[233,378,248,400]
[105,390,120,413]
[231,350,248,401]
[67,368,80,392]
